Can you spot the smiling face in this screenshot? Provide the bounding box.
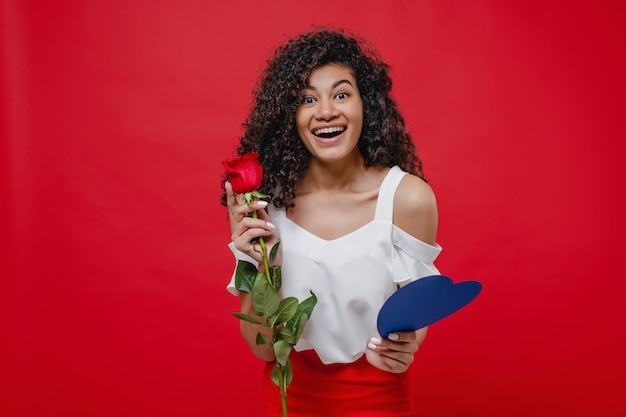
[296,64,364,165]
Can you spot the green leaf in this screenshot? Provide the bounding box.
[252,273,279,317]
[269,297,299,328]
[285,309,303,336]
[273,340,292,367]
[250,190,270,200]
[297,290,317,317]
[284,292,315,333]
[272,266,282,291]
[275,326,297,345]
[242,191,269,208]
[234,260,258,293]
[231,312,263,325]
[284,359,293,388]
[269,241,280,265]
[296,313,309,340]
[285,310,310,343]
[270,361,293,389]
[270,364,281,387]
[256,332,271,347]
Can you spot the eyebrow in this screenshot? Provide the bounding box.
[305,79,354,90]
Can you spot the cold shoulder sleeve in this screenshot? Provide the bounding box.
[391,225,442,287]
[226,242,259,296]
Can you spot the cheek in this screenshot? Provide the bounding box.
[350,107,364,131]
[351,100,364,122]
[295,111,308,132]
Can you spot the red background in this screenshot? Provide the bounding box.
[2,1,625,416]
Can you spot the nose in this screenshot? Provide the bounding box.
[315,99,337,120]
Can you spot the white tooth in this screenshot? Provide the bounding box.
[314,127,345,135]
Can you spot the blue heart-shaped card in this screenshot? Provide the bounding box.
[377,275,482,338]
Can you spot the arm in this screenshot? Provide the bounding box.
[366,174,439,372]
[239,293,276,362]
[225,182,279,362]
[392,173,439,247]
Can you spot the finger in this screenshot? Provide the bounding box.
[381,344,416,362]
[382,345,418,360]
[386,331,416,343]
[380,352,413,373]
[235,226,275,248]
[370,334,408,349]
[233,219,276,251]
[369,336,418,357]
[239,240,261,254]
[387,333,401,342]
[230,197,270,218]
[238,217,275,235]
[253,200,270,213]
[225,182,240,207]
[254,208,277,235]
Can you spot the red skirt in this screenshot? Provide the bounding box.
[262,349,416,417]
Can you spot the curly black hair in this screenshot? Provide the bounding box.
[221,27,424,210]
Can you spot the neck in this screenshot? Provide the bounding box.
[299,155,367,192]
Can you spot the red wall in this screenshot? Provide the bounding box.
[2,1,625,416]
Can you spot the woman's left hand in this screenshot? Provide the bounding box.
[365,328,427,373]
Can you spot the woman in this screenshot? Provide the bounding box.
[222,28,441,417]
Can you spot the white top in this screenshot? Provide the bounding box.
[227,166,442,364]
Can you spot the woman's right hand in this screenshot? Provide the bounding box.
[225,181,280,266]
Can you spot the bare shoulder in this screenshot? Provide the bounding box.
[393,174,439,245]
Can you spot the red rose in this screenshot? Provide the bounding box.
[223,152,263,194]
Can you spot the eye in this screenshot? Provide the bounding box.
[301,96,316,105]
[335,92,349,100]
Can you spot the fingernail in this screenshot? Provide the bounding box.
[367,342,378,350]
[369,337,382,345]
[257,201,268,208]
[266,222,275,229]
[388,333,399,341]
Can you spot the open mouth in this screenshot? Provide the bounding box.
[313,126,345,139]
